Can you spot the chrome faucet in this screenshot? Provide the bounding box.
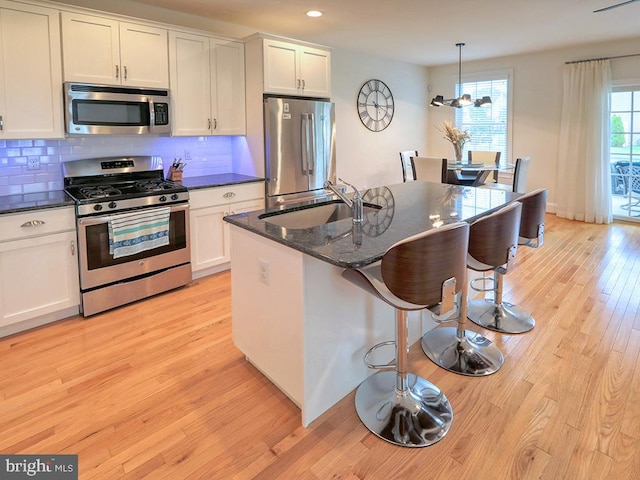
[324,178,364,223]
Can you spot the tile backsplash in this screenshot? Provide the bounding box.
[0,135,253,196]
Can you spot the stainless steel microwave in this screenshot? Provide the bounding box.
[64,82,171,135]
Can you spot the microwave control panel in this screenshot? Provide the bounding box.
[154,103,169,125]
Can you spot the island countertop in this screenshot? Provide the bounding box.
[224,181,521,268]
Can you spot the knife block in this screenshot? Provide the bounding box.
[168,167,183,182]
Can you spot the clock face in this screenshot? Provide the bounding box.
[357,79,395,132]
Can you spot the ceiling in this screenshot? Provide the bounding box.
[122,0,640,66]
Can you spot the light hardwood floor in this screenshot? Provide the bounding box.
[1,214,640,479]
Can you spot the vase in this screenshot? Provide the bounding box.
[453,142,463,163]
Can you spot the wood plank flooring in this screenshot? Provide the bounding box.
[1,214,640,479]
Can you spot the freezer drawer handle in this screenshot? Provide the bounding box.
[20,219,46,227]
[223,192,236,199]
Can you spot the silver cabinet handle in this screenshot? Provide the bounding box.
[124,65,128,81]
[223,192,236,199]
[115,65,120,79]
[20,220,46,227]
[70,240,75,256]
[0,115,3,131]
[297,79,301,89]
[213,118,218,130]
[302,79,306,90]
[208,118,212,130]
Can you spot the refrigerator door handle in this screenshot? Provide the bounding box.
[301,113,312,175]
[307,113,315,175]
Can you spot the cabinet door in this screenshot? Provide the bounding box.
[168,31,211,136]
[299,46,331,98]
[0,231,79,327]
[210,39,246,135]
[263,39,299,95]
[119,22,169,88]
[61,12,120,85]
[0,2,63,139]
[190,204,229,272]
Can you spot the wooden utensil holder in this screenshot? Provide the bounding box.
[168,167,183,182]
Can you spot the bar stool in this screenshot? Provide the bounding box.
[420,206,518,377]
[465,201,532,334]
[342,221,469,447]
[518,188,547,247]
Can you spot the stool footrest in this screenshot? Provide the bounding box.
[470,275,495,293]
[364,340,396,370]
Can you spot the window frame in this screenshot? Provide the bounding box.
[453,68,513,163]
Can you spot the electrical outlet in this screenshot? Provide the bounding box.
[27,157,40,170]
[184,149,191,161]
[258,259,269,285]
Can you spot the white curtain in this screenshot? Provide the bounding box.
[555,59,612,224]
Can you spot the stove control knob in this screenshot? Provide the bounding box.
[108,201,117,209]
[93,204,103,211]
[159,195,167,202]
[171,193,179,201]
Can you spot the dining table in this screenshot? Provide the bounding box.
[446,161,515,187]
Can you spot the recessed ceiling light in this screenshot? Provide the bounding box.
[306,10,323,17]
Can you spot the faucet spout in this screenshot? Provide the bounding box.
[324,179,364,223]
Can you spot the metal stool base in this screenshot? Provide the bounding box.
[421,327,504,376]
[467,298,535,334]
[354,370,453,448]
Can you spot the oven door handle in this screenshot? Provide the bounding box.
[78,203,189,226]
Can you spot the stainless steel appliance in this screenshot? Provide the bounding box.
[64,82,171,135]
[264,96,336,207]
[63,156,190,316]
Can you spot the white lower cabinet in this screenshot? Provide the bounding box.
[189,183,264,278]
[0,207,80,337]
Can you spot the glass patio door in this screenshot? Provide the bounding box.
[610,87,640,220]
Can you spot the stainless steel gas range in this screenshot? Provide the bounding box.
[63,156,191,316]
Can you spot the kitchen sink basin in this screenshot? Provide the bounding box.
[259,201,380,229]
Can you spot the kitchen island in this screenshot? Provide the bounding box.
[224,181,520,426]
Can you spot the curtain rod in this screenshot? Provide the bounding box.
[565,53,640,64]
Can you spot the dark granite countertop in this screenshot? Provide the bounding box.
[224,181,521,268]
[0,190,75,215]
[0,174,264,215]
[180,173,264,190]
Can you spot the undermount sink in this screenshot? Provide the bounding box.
[259,201,380,229]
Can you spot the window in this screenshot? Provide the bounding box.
[454,71,511,162]
[610,86,640,219]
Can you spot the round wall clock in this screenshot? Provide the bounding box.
[357,79,395,132]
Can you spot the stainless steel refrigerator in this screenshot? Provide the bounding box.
[264,96,336,207]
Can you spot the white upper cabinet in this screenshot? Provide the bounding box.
[0,1,63,139]
[61,12,169,88]
[211,38,246,135]
[169,30,245,136]
[262,38,331,98]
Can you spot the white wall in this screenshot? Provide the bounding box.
[426,37,640,211]
[331,51,429,189]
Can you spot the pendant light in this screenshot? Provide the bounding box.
[430,43,492,108]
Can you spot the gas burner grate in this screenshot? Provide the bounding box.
[79,185,123,199]
[136,180,180,192]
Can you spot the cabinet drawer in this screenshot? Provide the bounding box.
[190,182,264,209]
[0,207,75,243]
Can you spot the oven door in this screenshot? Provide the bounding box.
[77,203,190,290]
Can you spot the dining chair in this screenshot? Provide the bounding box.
[482,156,531,193]
[412,156,447,183]
[399,151,417,182]
[468,150,501,182]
